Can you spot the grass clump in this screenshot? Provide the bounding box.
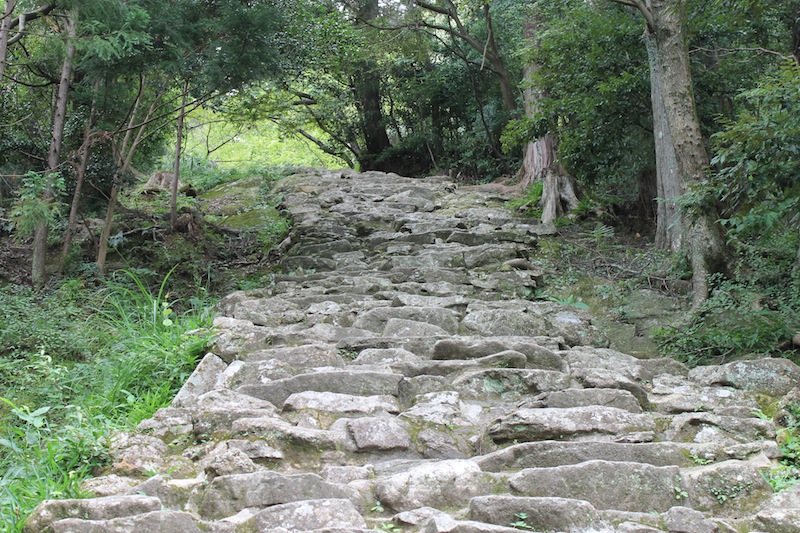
[505,182,543,218]
[0,269,214,531]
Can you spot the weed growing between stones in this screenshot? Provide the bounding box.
[765,401,800,492]
[509,511,536,530]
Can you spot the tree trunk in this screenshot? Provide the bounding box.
[60,78,100,272]
[171,78,189,230]
[518,46,578,224]
[639,0,727,303]
[353,64,391,170]
[32,11,76,289]
[96,177,120,277]
[0,0,15,83]
[645,32,682,250]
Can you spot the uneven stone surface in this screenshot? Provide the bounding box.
[27,168,800,532]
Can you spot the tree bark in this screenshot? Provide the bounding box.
[32,10,76,289]
[96,178,120,277]
[645,32,682,250]
[620,0,727,303]
[353,64,391,170]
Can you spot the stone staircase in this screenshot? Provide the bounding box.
[26,169,800,532]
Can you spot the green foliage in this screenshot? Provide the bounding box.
[710,63,800,244]
[0,283,95,367]
[509,511,535,530]
[0,272,215,529]
[0,399,109,531]
[8,172,66,241]
[90,267,212,424]
[548,294,589,310]
[584,223,615,248]
[522,0,652,205]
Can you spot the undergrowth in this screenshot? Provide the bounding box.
[0,269,214,531]
[655,230,800,367]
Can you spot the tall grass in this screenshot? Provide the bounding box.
[0,270,214,531]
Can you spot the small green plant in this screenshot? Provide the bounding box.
[338,348,361,362]
[0,271,215,529]
[506,182,544,218]
[765,465,800,492]
[584,223,615,247]
[509,512,536,530]
[689,453,713,466]
[710,481,753,504]
[673,475,689,500]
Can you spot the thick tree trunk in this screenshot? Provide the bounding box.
[645,33,682,250]
[642,0,727,303]
[352,0,391,171]
[354,65,391,170]
[518,57,578,224]
[32,11,76,289]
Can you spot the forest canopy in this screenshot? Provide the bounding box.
[0,0,798,301]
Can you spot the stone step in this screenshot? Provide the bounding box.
[236,369,404,407]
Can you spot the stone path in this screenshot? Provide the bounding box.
[27,169,800,532]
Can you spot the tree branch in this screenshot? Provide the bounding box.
[6,2,56,46]
[608,0,654,33]
[689,45,791,62]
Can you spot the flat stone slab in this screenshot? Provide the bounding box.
[241,343,345,367]
[283,391,401,414]
[237,370,403,407]
[469,496,602,532]
[246,498,367,530]
[509,460,682,513]
[195,471,355,519]
[544,388,643,413]
[374,460,492,512]
[47,511,205,533]
[25,495,162,532]
[452,368,571,400]
[390,351,527,377]
[432,336,565,370]
[475,440,708,471]
[487,406,656,443]
[353,306,460,334]
[690,358,800,397]
[347,417,412,451]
